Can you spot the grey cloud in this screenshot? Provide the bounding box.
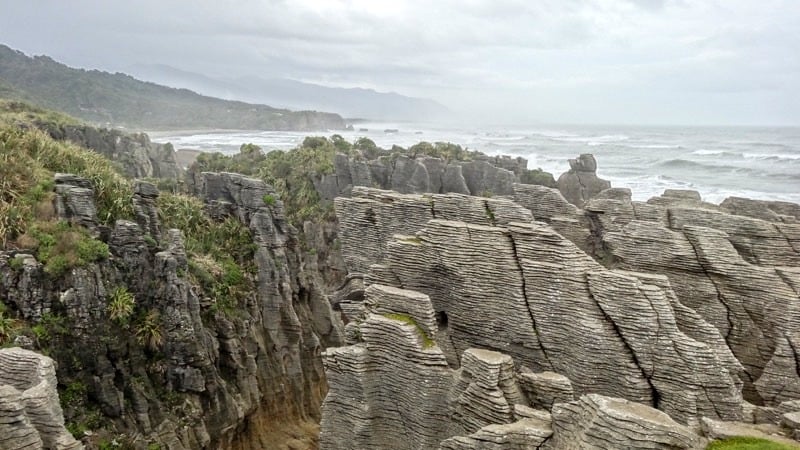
[0,0,798,125]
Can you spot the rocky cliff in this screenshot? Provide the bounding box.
[43,124,180,180]
[0,171,343,449]
[3,133,800,449]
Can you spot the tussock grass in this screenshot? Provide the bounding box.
[0,109,133,247]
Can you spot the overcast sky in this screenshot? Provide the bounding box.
[1,0,799,126]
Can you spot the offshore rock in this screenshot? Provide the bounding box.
[0,348,83,450]
[556,154,611,208]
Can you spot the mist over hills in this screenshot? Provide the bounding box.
[127,63,451,122]
[0,44,345,131]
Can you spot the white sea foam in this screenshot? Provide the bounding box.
[743,152,800,161]
[691,149,727,156]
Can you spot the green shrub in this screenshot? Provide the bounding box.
[158,193,255,316]
[31,313,66,345]
[19,220,110,277]
[262,194,276,206]
[77,237,109,262]
[60,380,88,408]
[8,255,25,271]
[0,309,19,345]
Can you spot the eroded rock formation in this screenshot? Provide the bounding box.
[42,124,180,179]
[316,151,553,201]
[0,172,343,448]
[321,169,800,448]
[556,154,611,207]
[509,182,800,407]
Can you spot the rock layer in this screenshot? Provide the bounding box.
[0,348,83,450]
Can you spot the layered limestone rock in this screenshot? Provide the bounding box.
[319,284,452,450]
[316,151,553,202]
[582,192,800,406]
[549,394,705,449]
[0,172,343,448]
[511,182,800,409]
[0,348,82,450]
[720,196,800,223]
[333,186,746,426]
[320,154,800,448]
[334,187,533,274]
[556,154,611,208]
[438,417,553,450]
[448,349,527,436]
[54,173,98,229]
[319,279,732,449]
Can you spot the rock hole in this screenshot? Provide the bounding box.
[436,311,449,330]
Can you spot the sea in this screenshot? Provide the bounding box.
[151,123,800,205]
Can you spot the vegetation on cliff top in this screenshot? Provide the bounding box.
[189,135,554,225]
[0,44,345,131]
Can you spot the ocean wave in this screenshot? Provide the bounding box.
[742,152,800,161]
[530,130,579,138]
[631,144,683,149]
[552,134,630,144]
[657,158,760,173]
[479,134,526,142]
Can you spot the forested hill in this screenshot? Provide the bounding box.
[0,44,346,131]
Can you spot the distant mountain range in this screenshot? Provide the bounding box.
[126,63,451,122]
[0,44,345,131]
